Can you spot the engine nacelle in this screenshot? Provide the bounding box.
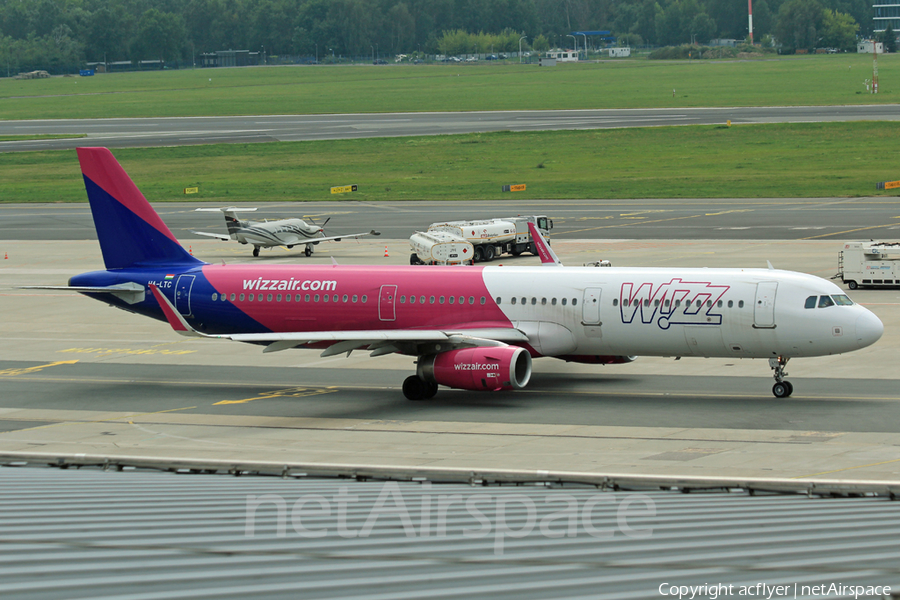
[556,355,638,365]
[418,346,532,392]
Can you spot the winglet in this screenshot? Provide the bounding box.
[149,284,202,337]
[527,222,563,267]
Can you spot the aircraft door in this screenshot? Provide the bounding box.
[175,275,195,316]
[379,284,397,321]
[582,288,602,325]
[753,281,778,328]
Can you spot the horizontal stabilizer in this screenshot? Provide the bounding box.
[20,282,146,304]
[191,230,231,241]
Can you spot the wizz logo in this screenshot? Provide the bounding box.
[620,279,730,329]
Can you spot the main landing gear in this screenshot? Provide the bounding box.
[402,375,438,401]
[769,356,793,398]
[252,246,260,257]
[305,245,313,257]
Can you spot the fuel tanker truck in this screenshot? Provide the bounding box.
[416,215,553,263]
[409,231,475,265]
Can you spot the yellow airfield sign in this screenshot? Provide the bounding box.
[331,184,358,194]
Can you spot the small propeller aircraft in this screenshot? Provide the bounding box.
[191,207,380,257]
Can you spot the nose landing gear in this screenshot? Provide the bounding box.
[769,356,793,398]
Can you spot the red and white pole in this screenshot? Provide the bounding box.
[748,0,754,45]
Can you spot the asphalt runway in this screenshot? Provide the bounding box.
[2,235,899,482]
[2,105,899,151]
[3,196,900,242]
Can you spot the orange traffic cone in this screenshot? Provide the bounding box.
[384,246,389,257]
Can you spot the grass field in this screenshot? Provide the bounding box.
[4,122,900,202]
[0,54,897,120]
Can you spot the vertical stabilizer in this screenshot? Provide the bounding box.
[528,222,563,267]
[77,147,203,270]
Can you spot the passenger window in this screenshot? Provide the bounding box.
[429,296,435,304]
[240,294,245,302]
[408,295,414,304]
[654,299,660,307]
[448,296,454,305]
[230,293,236,301]
[480,297,486,305]
[286,294,291,302]
[727,300,733,308]
[248,294,254,301]
[738,300,744,308]
[469,296,475,304]
[362,295,368,303]
[818,295,835,308]
[541,298,547,305]
[304,294,310,302]
[439,296,445,304]
[323,294,329,302]
[643,299,650,307]
[531,298,537,305]
[212,293,218,301]
[521,297,526,305]
[562,298,567,306]
[314,294,319,302]
[572,298,577,306]
[459,296,465,304]
[267,294,273,302]
[716,300,722,308]
[333,294,338,302]
[512,297,517,305]
[664,299,670,308]
[276,294,281,302]
[400,295,406,304]
[805,296,817,309]
[342,295,348,303]
[613,299,618,306]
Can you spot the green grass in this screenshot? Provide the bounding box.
[0,54,897,120]
[4,122,900,202]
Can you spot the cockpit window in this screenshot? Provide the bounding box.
[818,295,835,308]
[804,296,817,309]
[832,294,854,306]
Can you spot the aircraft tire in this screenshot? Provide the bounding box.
[252,247,260,257]
[772,381,793,398]
[305,246,312,257]
[402,375,431,401]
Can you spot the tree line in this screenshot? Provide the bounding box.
[0,0,878,74]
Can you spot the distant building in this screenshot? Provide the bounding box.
[874,3,900,33]
[545,49,579,62]
[858,40,885,53]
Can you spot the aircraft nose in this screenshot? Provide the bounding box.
[855,310,884,348]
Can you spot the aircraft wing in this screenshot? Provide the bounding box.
[191,230,232,241]
[310,230,381,244]
[149,284,527,356]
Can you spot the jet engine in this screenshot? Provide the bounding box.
[418,346,532,392]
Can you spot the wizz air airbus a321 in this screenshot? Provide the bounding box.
[45,148,883,400]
